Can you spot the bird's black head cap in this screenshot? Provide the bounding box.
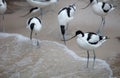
[30,23,35,30]
[90,0,93,3]
[76,30,84,37]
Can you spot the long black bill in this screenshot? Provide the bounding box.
[65,35,76,41]
[30,30,33,40]
[21,12,31,17]
[82,1,92,9]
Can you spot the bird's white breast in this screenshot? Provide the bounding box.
[27,18,42,32]
[27,0,57,8]
[0,1,7,14]
[58,9,74,26]
[76,34,106,50]
[92,2,107,16]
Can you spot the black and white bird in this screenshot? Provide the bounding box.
[26,0,59,16]
[26,17,42,46]
[82,0,114,34]
[67,30,109,68]
[58,4,76,45]
[22,7,40,17]
[0,0,7,32]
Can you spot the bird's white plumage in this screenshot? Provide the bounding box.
[58,4,76,26]
[58,10,73,26]
[76,32,107,50]
[71,30,108,68]
[0,0,7,15]
[27,0,58,8]
[27,17,42,32]
[91,0,114,17]
[58,4,76,45]
[83,0,115,34]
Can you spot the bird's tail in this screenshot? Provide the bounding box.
[105,36,110,40]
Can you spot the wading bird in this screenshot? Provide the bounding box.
[82,0,114,35]
[0,0,7,32]
[26,17,42,46]
[58,4,76,45]
[67,30,109,68]
[26,0,59,17]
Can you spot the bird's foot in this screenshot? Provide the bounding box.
[31,39,41,48]
[36,40,41,48]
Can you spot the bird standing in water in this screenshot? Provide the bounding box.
[67,30,109,68]
[82,0,114,35]
[58,4,76,45]
[27,17,42,46]
[0,0,7,32]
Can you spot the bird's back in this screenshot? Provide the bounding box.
[76,33,107,50]
[92,2,114,16]
[27,17,42,32]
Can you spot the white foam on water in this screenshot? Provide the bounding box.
[42,40,113,78]
[0,33,113,78]
[15,57,32,67]
[9,72,20,78]
[0,33,29,42]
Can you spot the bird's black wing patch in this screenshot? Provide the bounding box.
[58,7,71,17]
[87,32,100,45]
[28,17,33,25]
[58,7,67,15]
[30,7,39,13]
[87,32,96,41]
[35,17,41,23]
[102,2,112,13]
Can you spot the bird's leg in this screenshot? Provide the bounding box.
[2,14,5,32]
[40,7,49,19]
[35,33,40,46]
[40,8,43,19]
[87,50,90,68]
[46,5,54,13]
[93,50,96,68]
[101,17,105,33]
[97,17,105,35]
